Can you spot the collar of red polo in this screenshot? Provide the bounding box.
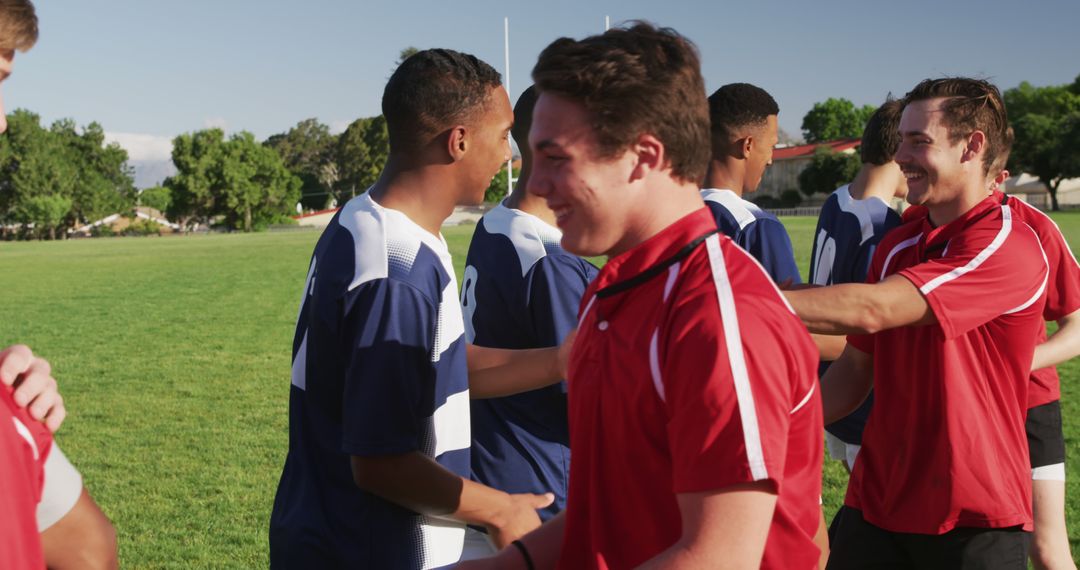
[593,207,717,293]
[919,191,1006,249]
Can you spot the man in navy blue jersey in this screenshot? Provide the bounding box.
[269,50,566,569]
[701,83,800,285]
[461,85,598,525]
[808,99,907,473]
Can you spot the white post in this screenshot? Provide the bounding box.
[504,16,513,197]
[605,15,610,31]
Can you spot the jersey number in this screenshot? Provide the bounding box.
[812,229,836,286]
[460,265,479,343]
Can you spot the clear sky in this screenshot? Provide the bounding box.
[8,0,1079,167]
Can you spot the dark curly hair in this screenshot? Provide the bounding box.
[708,83,779,144]
[382,48,502,155]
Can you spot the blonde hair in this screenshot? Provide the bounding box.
[0,0,38,52]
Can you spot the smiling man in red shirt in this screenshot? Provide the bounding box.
[787,78,1047,569]
[460,22,823,570]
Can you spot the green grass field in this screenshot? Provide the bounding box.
[0,213,1077,567]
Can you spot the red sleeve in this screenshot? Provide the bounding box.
[900,220,1048,340]
[659,282,803,495]
[1035,219,1080,321]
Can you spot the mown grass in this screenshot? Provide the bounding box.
[0,211,1076,567]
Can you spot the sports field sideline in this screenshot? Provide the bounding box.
[1,213,1077,567]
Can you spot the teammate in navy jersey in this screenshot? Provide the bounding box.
[462,86,598,524]
[808,99,907,473]
[269,50,566,569]
[701,83,800,285]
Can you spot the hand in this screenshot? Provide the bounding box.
[486,492,553,549]
[555,329,577,379]
[0,345,66,432]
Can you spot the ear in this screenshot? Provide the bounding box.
[628,133,665,183]
[992,168,1010,190]
[961,130,986,166]
[737,135,753,160]
[447,125,468,162]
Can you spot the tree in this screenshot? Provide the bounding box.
[395,46,419,68]
[484,165,519,204]
[16,194,71,240]
[50,119,136,232]
[0,110,77,239]
[138,185,172,212]
[801,98,876,143]
[165,128,227,230]
[798,146,861,197]
[264,118,336,210]
[335,115,388,204]
[1004,77,1080,210]
[220,132,302,232]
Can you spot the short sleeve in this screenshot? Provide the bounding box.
[526,255,598,347]
[900,224,1048,340]
[743,218,802,285]
[660,291,790,494]
[340,279,438,456]
[1038,223,1080,321]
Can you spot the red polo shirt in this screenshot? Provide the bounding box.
[848,192,1047,534]
[1008,197,1080,407]
[558,208,822,569]
[1,386,52,569]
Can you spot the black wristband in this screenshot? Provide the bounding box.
[511,539,536,570]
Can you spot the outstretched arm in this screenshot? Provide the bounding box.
[352,452,552,549]
[466,330,575,398]
[785,275,934,335]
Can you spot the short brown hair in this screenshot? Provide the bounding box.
[860,98,903,165]
[531,22,710,184]
[381,48,502,155]
[0,0,38,52]
[903,77,1010,176]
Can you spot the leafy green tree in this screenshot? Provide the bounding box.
[220,132,302,232]
[265,118,336,210]
[484,165,519,204]
[1004,77,1080,210]
[50,119,135,231]
[0,110,77,239]
[16,194,72,240]
[138,185,172,212]
[335,116,388,204]
[801,98,876,143]
[798,146,861,197]
[165,128,227,230]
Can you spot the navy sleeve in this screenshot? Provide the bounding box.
[526,254,597,347]
[526,255,597,394]
[744,218,802,285]
[340,278,437,456]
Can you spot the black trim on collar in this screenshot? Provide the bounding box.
[595,229,720,299]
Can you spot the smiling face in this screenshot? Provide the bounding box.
[894,98,971,208]
[460,85,514,206]
[527,93,641,257]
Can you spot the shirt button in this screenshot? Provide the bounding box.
[598,321,609,331]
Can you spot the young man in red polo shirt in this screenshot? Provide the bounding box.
[787,78,1047,569]
[460,22,823,570]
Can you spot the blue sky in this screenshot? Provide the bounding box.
[7,0,1079,170]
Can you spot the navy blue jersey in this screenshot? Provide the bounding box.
[809,185,901,445]
[270,193,471,569]
[701,188,802,285]
[460,203,597,521]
